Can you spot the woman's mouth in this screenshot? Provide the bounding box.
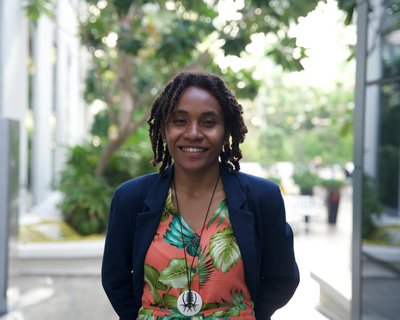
[179,147,207,153]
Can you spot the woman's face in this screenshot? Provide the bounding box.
[164,86,226,175]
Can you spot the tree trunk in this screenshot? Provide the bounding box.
[95,51,137,178]
[94,111,150,177]
[95,136,126,177]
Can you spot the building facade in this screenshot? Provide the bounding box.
[353,0,400,319]
[0,0,88,212]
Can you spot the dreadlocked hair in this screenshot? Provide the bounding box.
[147,70,248,176]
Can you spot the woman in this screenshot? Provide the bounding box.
[102,71,299,320]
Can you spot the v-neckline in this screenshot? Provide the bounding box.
[167,189,225,234]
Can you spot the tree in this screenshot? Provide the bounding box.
[80,0,324,177]
[242,67,354,166]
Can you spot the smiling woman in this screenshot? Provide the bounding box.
[101,71,300,320]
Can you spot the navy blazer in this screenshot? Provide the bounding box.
[102,164,299,320]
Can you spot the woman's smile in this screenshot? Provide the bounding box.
[179,146,208,153]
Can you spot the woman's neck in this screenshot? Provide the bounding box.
[173,164,221,196]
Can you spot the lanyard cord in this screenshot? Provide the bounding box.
[172,172,221,294]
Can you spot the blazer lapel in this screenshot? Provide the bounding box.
[132,166,174,304]
[221,165,260,300]
[136,166,174,246]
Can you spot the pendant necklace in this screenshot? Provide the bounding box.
[172,172,220,317]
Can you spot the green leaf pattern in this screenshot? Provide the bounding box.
[209,227,241,272]
[144,264,166,305]
[197,245,213,288]
[159,258,193,289]
[206,200,229,229]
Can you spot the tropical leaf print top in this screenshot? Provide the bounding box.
[137,189,255,320]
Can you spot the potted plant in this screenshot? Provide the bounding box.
[293,170,320,196]
[320,178,345,225]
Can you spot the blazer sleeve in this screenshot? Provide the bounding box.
[101,190,139,319]
[254,185,300,319]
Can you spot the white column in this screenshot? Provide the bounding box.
[53,0,87,183]
[32,16,55,204]
[54,1,70,182]
[66,0,87,145]
[0,0,30,213]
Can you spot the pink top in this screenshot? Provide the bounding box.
[137,189,255,319]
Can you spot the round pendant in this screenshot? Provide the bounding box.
[177,290,203,316]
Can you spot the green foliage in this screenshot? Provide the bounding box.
[75,0,325,179]
[320,178,345,191]
[248,67,354,167]
[362,175,383,239]
[212,67,261,100]
[24,0,54,22]
[266,37,305,71]
[111,0,135,16]
[267,176,281,186]
[58,131,154,235]
[337,0,356,24]
[293,169,320,194]
[157,18,215,64]
[59,171,112,235]
[80,0,322,108]
[58,143,113,235]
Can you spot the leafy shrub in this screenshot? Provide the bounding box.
[58,138,154,235]
[320,178,345,191]
[267,176,281,185]
[362,175,383,239]
[59,172,112,235]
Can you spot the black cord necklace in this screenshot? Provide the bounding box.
[172,172,220,317]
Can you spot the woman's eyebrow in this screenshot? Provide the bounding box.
[201,110,219,117]
[173,109,219,116]
[172,109,188,115]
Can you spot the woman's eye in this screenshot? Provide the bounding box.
[202,119,216,127]
[173,118,186,125]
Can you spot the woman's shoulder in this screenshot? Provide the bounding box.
[230,170,283,208]
[235,170,280,194]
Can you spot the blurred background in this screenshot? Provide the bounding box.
[0,0,399,319]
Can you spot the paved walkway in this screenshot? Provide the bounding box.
[1,188,353,320]
[273,186,352,320]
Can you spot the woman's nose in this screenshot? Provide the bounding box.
[184,123,202,139]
